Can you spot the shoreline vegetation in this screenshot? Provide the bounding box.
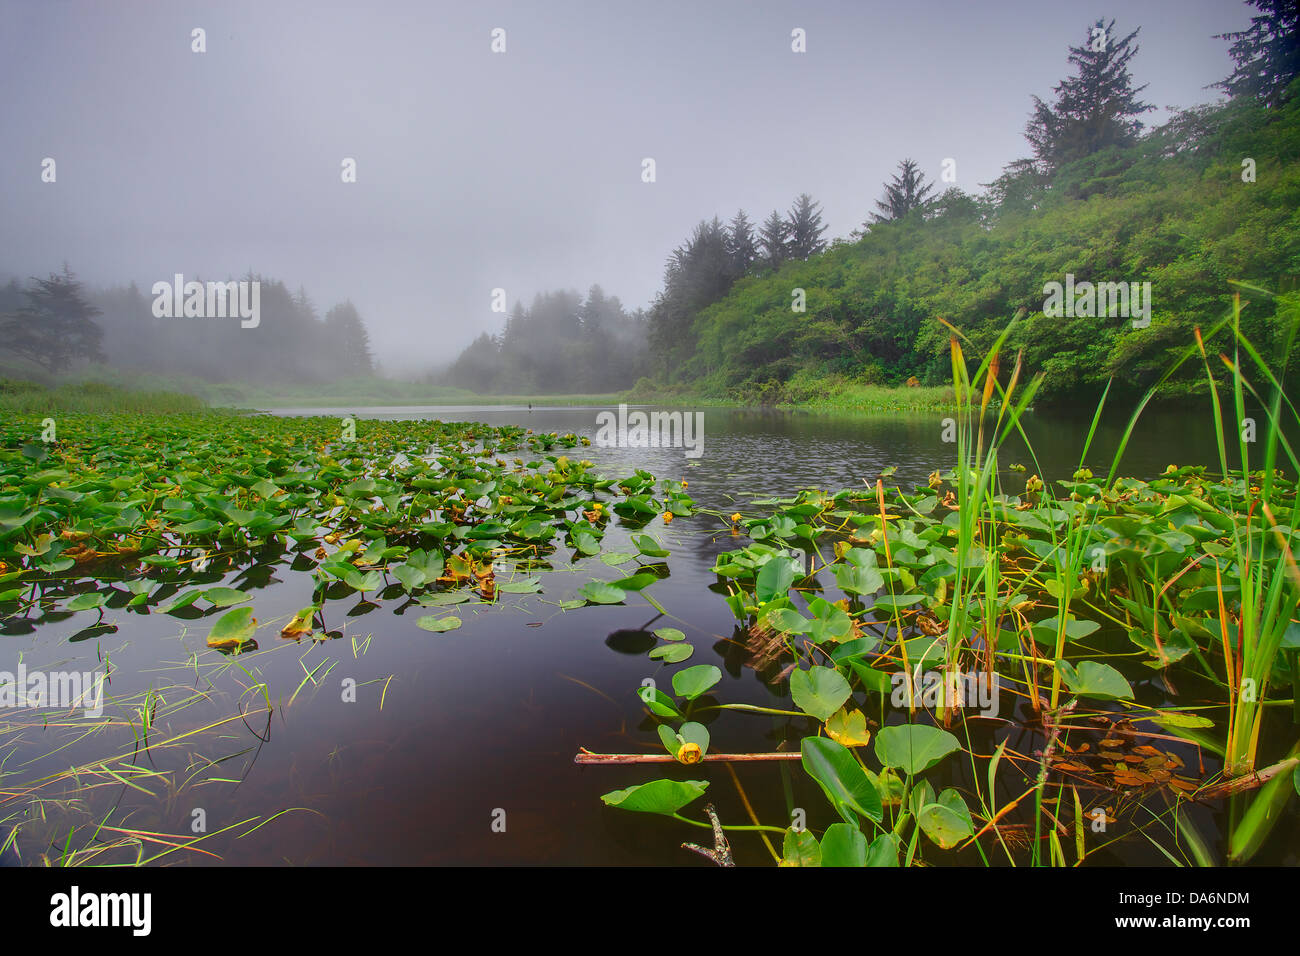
[2,375,959,414]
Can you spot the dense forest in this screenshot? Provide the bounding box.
[442,285,649,393]
[0,271,375,387]
[635,7,1300,405]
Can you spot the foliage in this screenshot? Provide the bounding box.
[1215,0,1300,107]
[447,285,648,393]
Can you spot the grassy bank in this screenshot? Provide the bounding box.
[0,380,212,415]
[624,375,958,411]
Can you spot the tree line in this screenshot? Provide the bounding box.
[0,269,375,386]
[641,3,1300,403]
[443,285,648,393]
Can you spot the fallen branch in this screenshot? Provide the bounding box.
[574,749,801,765]
[682,804,734,867]
[1194,756,1300,802]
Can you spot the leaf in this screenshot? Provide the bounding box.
[1029,614,1102,644]
[601,551,636,566]
[579,581,627,605]
[417,591,472,606]
[600,778,707,815]
[871,593,925,612]
[800,736,884,824]
[756,555,797,603]
[874,724,961,776]
[202,587,251,607]
[1149,709,1214,729]
[390,563,427,592]
[865,832,900,867]
[572,530,601,555]
[208,606,257,648]
[648,643,693,663]
[1057,660,1134,701]
[790,665,851,722]
[672,665,721,700]
[819,823,868,866]
[656,721,709,762]
[766,607,811,634]
[640,686,683,719]
[833,562,884,596]
[161,589,202,614]
[609,572,657,591]
[498,576,542,593]
[918,789,974,848]
[417,615,462,632]
[825,707,872,747]
[66,592,107,612]
[280,606,315,638]
[632,534,670,558]
[654,627,686,641]
[781,828,821,867]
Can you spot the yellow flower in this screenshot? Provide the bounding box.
[663,512,674,524]
[676,743,702,764]
[730,512,743,523]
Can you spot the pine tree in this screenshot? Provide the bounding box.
[725,210,758,278]
[869,159,936,224]
[758,210,791,271]
[324,300,374,376]
[1024,18,1154,173]
[0,267,105,374]
[785,193,828,259]
[1216,0,1300,107]
[647,218,733,374]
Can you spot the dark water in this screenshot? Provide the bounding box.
[2,403,1293,865]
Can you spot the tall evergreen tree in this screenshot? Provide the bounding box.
[647,218,733,374]
[1024,18,1154,172]
[870,158,936,224]
[758,210,791,271]
[1215,0,1300,107]
[785,193,828,259]
[725,210,758,278]
[0,267,105,374]
[324,300,374,376]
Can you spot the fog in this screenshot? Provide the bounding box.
[0,0,1248,383]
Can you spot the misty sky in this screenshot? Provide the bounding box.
[0,0,1252,374]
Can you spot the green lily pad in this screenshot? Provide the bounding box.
[801,736,884,825]
[417,615,462,632]
[600,778,708,815]
[1057,659,1133,701]
[874,724,961,776]
[207,606,257,648]
[648,642,693,663]
[790,665,852,722]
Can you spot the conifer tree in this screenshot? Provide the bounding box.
[1024,18,1154,172]
[1215,0,1300,107]
[869,159,935,224]
[758,210,791,271]
[786,193,828,259]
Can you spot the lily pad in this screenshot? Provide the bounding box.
[790,665,852,722]
[600,778,708,815]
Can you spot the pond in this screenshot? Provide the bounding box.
[2,402,1295,865]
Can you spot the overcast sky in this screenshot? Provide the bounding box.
[0,0,1252,374]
